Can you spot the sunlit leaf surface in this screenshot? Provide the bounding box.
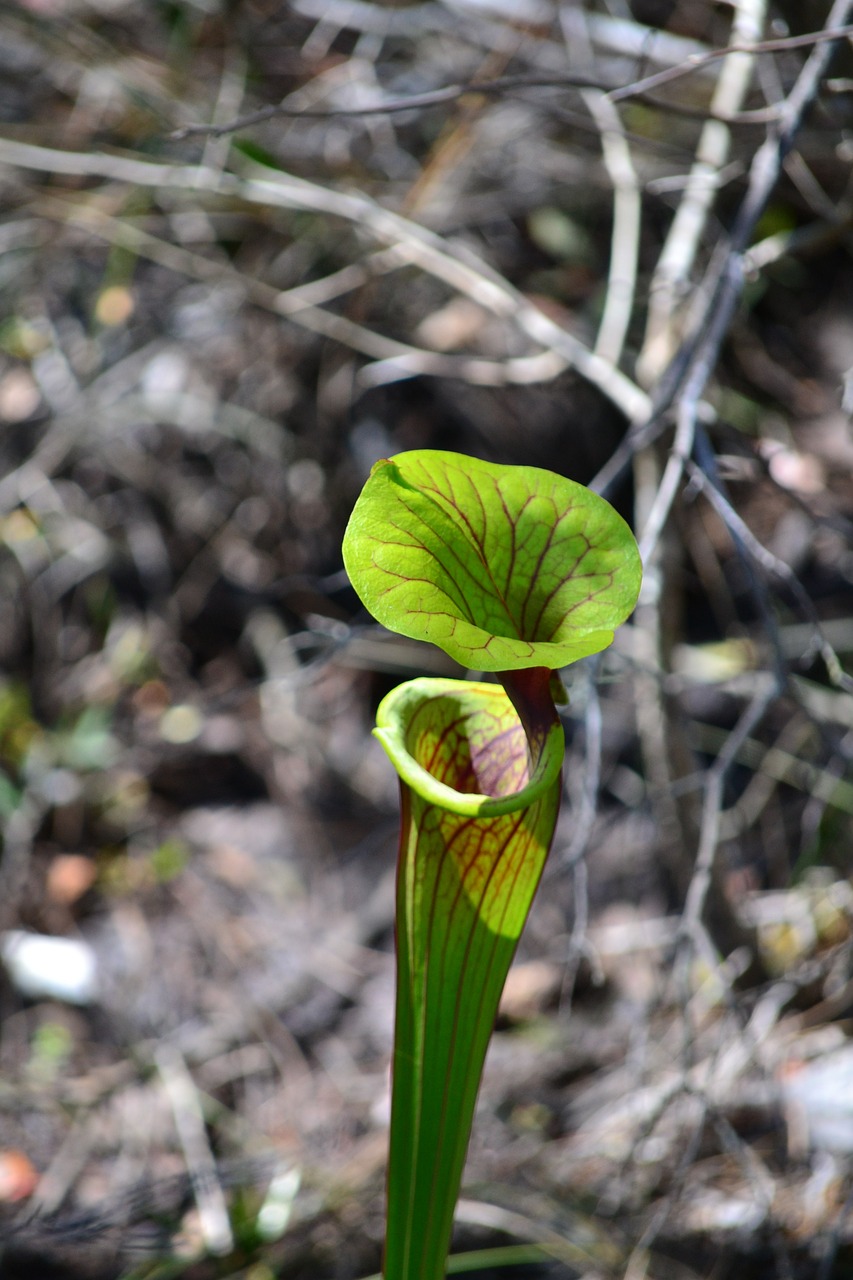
[343,450,641,672]
[378,677,563,1280]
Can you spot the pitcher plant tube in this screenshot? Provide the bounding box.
[342,450,641,1280]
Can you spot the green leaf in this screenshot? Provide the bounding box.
[377,675,563,1280]
[343,451,641,672]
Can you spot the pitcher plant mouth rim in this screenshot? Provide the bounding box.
[374,676,565,819]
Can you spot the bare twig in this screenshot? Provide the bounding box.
[686,459,853,695]
[0,136,651,419]
[635,0,767,604]
[156,1044,234,1257]
[39,195,570,388]
[170,74,609,138]
[201,47,247,174]
[719,715,814,839]
[607,23,853,104]
[624,0,768,896]
[637,0,767,390]
[593,1,853,497]
[679,683,778,946]
[168,25,853,140]
[554,662,605,997]
[581,90,640,367]
[561,662,604,871]
[678,0,853,407]
[625,4,852,981]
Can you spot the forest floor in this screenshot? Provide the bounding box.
[2,3,853,1278]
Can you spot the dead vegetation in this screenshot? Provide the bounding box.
[2,1,853,1277]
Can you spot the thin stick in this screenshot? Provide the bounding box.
[682,0,853,402]
[37,194,573,389]
[608,23,853,104]
[201,47,247,174]
[679,683,778,942]
[156,1044,234,1257]
[686,458,853,695]
[167,25,853,139]
[624,0,769,892]
[0,136,651,420]
[628,4,853,970]
[582,90,641,367]
[637,0,767,388]
[594,1,853,496]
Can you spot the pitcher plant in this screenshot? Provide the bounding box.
[343,450,641,1280]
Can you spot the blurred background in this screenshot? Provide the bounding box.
[2,1,853,1277]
